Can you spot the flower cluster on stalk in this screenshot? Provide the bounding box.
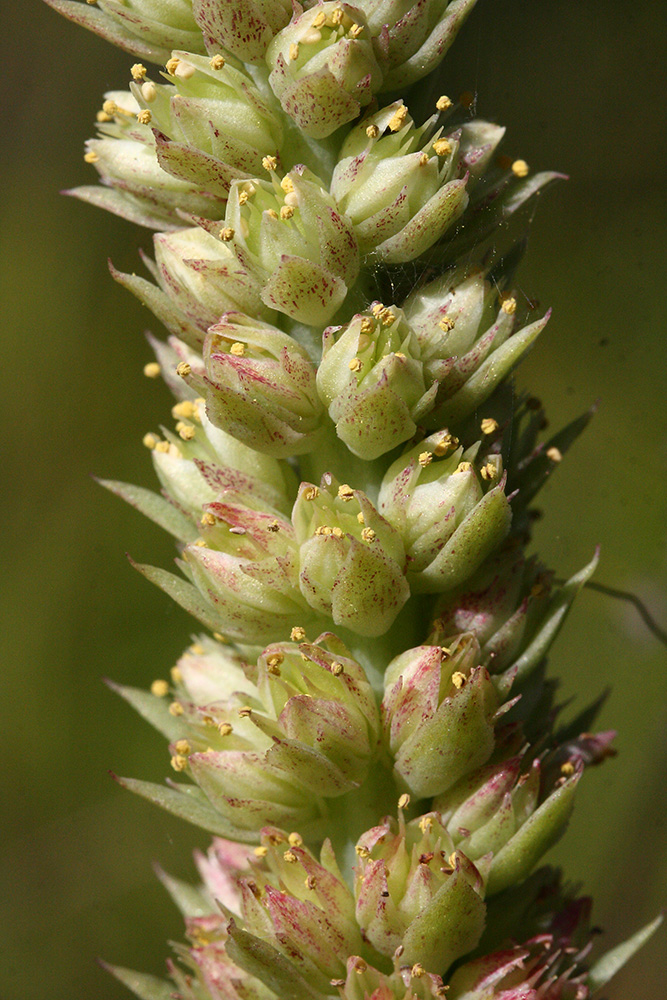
[46,0,662,997]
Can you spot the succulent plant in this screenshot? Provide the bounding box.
[45,0,663,997]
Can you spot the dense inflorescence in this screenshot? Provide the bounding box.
[46,1,660,998]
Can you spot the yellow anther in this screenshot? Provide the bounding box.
[280,175,294,193]
[312,10,326,27]
[137,109,152,125]
[433,138,452,157]
[141,81,157,102]
[419,815,433,834]
[171,666,183,684]
[448,851,458,867]
[176,362,191,377]
[289,42,300,61]
[371,303,385,317]
[394,351,407,360]
[353,958,367,974]
[283,850,297,863]
[280,205,294,220]
[451,671,466,689]
[177,423,196,441]
[172,400,195,420]
[355,845,370,858]
[189,643,204,656]
[439,316,455,332]
[238,706,253,718]
[433,433,459,456]
[262,155,278,172]
[213,632,228,643]
[419,152,430,166]
[381,310,395,326]
[174,60,195,79]
[288,832,303,847]
[330,526,343,539]
[366,123,380,139]
[398,793,411,809]
[436,95,453,111]
[169,701,184,716]
[154,440,170,453]
[459,90,475,109]
[218,722,233,736]
[411,964,426,979]
[359,317,374,335]
[96,111,112,122]
[175,739,191,756]
[501,296,517,315]
[337,484,354,501]
[150,679,169,697]
[330,7,344,25]
[361,527,376,542]
[143,361,161,378]
[356,511,365,524]
[440,646,452,659]
[290,626,307,641]
[238,190,249,205]
[267,520,281,533]
[418,451,433,467]
[349,357,363,372]
[266,652,284,670]
[219,226,235,242]
[349,22,363,37]
[315,525,333,536]
[102,99,118,116]
[388,105,407,131]
[512,159,529,177]
[331,661,344,676]
[165,57,180,75]
[170,754,188,772]
[304,486,320,501]
[455,461,473,474]
[480,463,497,481]
[83,151,99,164]
[209,54,226,70]
[561,761,575,776]
[229,342,245,357]
[546,446,563,462]
[130,63,147,81]
[305,875,317,890]
[200,512,216,527]
[252,845,268,859]
[481,417,499,435]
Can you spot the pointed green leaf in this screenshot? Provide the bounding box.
[116,775,256,840]
[588,914,663,992]
[102,962,173,1000]
[99,479,199,543]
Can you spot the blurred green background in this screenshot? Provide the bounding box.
[2,2,665,998]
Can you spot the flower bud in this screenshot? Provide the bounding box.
[229,827,361,993]
[45,0,205,64]
[331,102,468,264]
[224,167,359,324]
[180,499,309,644]
[193,0,292,64]
[382,637,504,798]
[429,543,600,683]
[402,264,550,426]
[433,728,612,895]
[367,0,480,90]
[266,4,383,138]
[355,810,486,971]
[192,314,325,457]
[128,51,284,175]
[119,634,380,837]
[76,100,228,231]
[379,433,511,593]
[316,305,437,459]
[293,475,409,637]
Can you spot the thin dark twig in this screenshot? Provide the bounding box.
[556,578,667,649]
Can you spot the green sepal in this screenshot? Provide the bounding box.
[100,962,174,1000]
[106,680,184,741]
[226,920,323,1000]
[587,913,663,992]
[486,771,580,895]
[130,559,221,632]
[99,479,199,544]
[115,774,257,840]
